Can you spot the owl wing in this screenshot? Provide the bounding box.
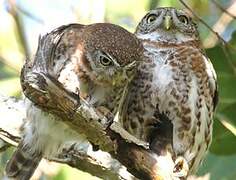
[32,24,86,96]
[32,23,85,76]
[207,57,218,111]
[202,55,218,113]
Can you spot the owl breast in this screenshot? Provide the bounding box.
[146,44,215,173]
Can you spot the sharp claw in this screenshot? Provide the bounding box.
[173,156,189,178]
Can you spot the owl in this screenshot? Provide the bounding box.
[120,7,218,177]
[6,23,143,180]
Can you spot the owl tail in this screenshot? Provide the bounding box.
[5,143,42,180]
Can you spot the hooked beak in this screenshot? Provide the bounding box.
[112,61,137,86]
[125,61,137,70]
[124,61,138,82]
[164,15,172,30]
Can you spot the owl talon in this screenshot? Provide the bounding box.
[173,156,189,178]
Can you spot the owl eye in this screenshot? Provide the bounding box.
[146,14,158,24]
[178,15,189,25]
[99,53,113,66]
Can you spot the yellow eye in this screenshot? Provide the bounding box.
[178,15,189,25]
[146,14,158,24]
[99,54,113,66]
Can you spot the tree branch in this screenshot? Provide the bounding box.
[211,0,236,19]
[0,94,134,180]
[7,0,30,58]
[204,0,236,48]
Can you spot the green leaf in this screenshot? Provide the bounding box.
[217,103,236,131]
[197,153,236,180]
[210,118,236,155]
[229,30,236,48]
[217,74,236,110]
[205,32,236,155]
[206,45,234,78]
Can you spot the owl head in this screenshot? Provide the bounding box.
[74,23,143,86]
[135,7,199,43]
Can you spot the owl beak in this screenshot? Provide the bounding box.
[164,15,172,30]
[124,61,137,81]
[125,61,137,70]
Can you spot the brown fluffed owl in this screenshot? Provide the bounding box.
[6,23,143,180]
[120,7,218,177]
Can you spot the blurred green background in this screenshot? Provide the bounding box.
[0,0,236,179]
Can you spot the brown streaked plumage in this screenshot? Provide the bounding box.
[120,7,218,177]
[6,23,143,180]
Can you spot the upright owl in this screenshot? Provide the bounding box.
[6,23,142,180]
[120,7,218,177]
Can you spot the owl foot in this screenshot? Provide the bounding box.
[96,106,114,126]
[173,156,189,178]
